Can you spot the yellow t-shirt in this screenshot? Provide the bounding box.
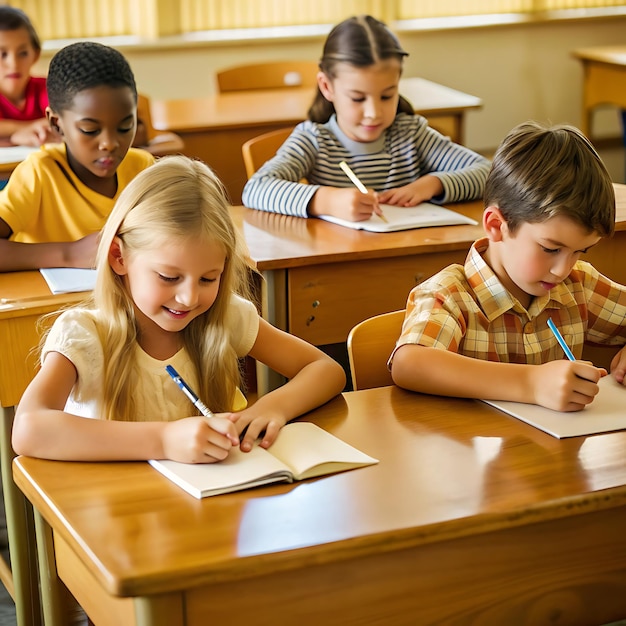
[0,144,154,243]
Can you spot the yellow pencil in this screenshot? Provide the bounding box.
[339,161,388,223]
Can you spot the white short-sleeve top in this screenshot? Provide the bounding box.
[42,294,259,420]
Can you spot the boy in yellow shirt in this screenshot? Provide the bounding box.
[0,41,154,271]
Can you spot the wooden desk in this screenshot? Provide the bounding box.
[571,46,626,140]
[14,385,626,625]
[0,271,87,408]
[150,77,483,203]
[0,272,87,625]
[233,183,626,348]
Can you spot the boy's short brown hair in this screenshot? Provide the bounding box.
[484,121,615,237]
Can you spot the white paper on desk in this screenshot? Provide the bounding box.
[40,268,97,294]
[0,145,38,164]
[318,202,478,233]
[482,375,626,439]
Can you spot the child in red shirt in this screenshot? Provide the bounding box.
[0,6,59,146]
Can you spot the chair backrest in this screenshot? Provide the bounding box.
[347,310,406,391]
[135,93,185,157]
[242,127,294,178]
[136,93,157,142]
[216,61,319,93]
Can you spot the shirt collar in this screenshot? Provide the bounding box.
[324,114,386,155]
[465,238,572,320]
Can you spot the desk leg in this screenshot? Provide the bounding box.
[33,510,71,626]
[135,594,184,626]
[1,405,42,626]
[256,269,287,395]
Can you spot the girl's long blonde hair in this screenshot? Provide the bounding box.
[92,155,251,421]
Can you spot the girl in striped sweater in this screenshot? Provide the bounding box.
[243,14,490,222]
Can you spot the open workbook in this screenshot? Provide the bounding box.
[319,202,478,233]
[482,375,626,439]
[149,421,379,498]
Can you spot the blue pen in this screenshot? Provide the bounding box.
[165,365,215,418]
[547,318,576,362]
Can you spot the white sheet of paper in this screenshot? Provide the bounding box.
[319,202,478,233]
[40,268,97,294]
[482,375,626,438]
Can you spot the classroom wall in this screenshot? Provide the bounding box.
[36,15,626,161]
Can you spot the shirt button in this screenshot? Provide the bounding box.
[523,322,533,334]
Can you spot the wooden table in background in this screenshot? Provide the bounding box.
[14,385,626,626]
[151,77,483,203]
[571,46,626,140]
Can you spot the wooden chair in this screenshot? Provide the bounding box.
[241,127,294,178]
[133,94,185,157]
[347,310,405,391]
[216,61,319,93]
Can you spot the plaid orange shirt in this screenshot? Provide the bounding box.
[392,238,626,365]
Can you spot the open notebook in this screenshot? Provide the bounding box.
[319,202,478,233]
[149,421,378,498]
[482,375,626,438]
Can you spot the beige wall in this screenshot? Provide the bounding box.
[36,16,626,155]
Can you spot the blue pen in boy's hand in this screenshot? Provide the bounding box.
[547,318,576,362]
[165,365,215,419]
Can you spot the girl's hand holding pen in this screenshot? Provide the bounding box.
[309,186,381,222]
[161,415,240,464]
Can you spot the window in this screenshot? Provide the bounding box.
[8,0,626,40]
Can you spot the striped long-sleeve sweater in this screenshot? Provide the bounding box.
[242,113,491,217]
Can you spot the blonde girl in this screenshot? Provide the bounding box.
[13,156,346,462]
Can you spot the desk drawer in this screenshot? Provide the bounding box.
[287,250,467,345]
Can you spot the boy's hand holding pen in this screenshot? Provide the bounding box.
[538,318,607,412]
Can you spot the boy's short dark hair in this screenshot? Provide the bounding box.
[47,41,137,113]
[484,120,615,237]
[0,6,41,52]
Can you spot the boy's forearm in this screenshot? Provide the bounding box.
[391,344,534,403]
[0,239,73,272]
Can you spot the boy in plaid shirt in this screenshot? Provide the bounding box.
[390,121,626,412]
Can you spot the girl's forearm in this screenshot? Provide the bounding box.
[13,409,168,461]
[252,359,346,421]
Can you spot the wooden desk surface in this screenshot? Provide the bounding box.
[0,272,87,407]
[151,76,482,133]
[572,45,626,66]
[232,200,485,271]
[571,46,626,139]
[14,385,626,624]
